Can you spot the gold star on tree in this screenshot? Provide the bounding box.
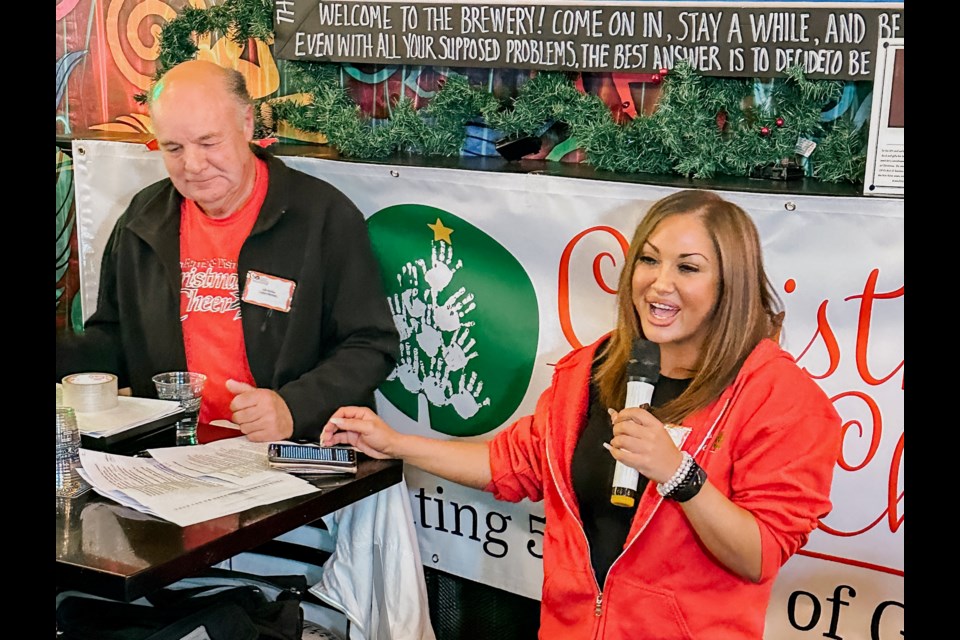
[427,218,454,244]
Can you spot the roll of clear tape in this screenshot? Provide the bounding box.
[61,373,119,413]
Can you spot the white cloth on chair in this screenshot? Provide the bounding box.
[309,475,436,640]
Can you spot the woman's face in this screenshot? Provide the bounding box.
[631,213,720,373]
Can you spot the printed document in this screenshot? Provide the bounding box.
[77,438,318,526]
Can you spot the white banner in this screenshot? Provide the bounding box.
[74,140,904,640]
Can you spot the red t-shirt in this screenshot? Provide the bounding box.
[179,159,268,433]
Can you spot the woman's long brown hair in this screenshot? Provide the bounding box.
[594,190,783,424]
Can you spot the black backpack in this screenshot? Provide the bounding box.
[56,569,308,640]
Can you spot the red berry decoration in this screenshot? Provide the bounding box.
[760,126,771,137]
[716,110,728,131]
[650,74,661,84]
[775,117,785,127]
[659,67,669,76]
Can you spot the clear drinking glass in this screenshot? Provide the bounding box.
[56,406,84,497]
[151,371,207,446]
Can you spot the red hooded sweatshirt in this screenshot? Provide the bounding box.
[486,336,841,639]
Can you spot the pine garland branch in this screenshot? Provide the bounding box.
[419,74,500,156]
[653,62,729,179]
[581,117,674,176]
[482,72,580,136]
[134,0,274,105]
[387,97,427,154]
[154,0,274,77]
[812,118,868,183]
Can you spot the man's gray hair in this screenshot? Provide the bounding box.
[224,67,253,109]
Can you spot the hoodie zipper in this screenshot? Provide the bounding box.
[544,429,604,619]
[607,399,731,571]
[569,398,732,625]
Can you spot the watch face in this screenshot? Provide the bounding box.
[672,464,707,503]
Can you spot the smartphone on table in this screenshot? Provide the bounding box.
[267,442,358,474]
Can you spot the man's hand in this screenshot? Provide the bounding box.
[226,379,294,442]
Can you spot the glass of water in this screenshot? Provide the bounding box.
[56,406,90,497]
[151,371,207,446]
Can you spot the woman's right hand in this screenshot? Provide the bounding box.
[320,406,399,460]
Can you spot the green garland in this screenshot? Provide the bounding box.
[148,0,868,183]
[133,0,275,140]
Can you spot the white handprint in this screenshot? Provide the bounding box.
[387,343,423,393]
[388,293,414,341]
[416,241,462,296]
[397,264,427,319]
[442,327,479,372]
[422,357,453,407]
[398,262,420,289]
[416,304,443,357]
[450,371,490,419]
[434,287,476,332]
[402,287,427,319]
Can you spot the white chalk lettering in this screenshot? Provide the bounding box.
[460,5,536,36]
[825,13,866,44]
[317,2,392,29]
[505,39,578,67]
[551,9,604,38]
[613,43,648,70]
[653,45,722,72]
[437,36,501,62]
[403,33,438,59]
[677,12,722,44]
[775,48,843,75]
[294,32,335,57]
[750,12,811,43]
[727,13,742,44]
[275,1,295,24]
[580,42,610,67]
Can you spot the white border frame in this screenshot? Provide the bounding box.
[863,37,904,196]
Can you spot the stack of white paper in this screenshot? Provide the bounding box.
[70,393,184,438]
[76,438,319,527]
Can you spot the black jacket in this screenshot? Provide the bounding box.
[57,146,399,440]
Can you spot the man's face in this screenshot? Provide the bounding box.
[151,81,255,219]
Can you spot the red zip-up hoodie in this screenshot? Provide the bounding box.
[486,336,841,639]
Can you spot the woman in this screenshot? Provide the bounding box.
[321,189,841,639]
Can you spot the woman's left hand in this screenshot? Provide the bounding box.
[608,406,685,484]
[611,409,765,582]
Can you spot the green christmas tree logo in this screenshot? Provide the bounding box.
[368,204,539,437]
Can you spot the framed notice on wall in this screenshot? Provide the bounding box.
[863,38,904,196]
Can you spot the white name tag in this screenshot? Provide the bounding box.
[241,270,296,312]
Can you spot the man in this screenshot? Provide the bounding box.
[56,60,399,443]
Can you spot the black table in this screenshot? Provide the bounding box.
[56,457,403,602]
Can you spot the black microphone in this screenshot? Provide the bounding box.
[610,338,660,508]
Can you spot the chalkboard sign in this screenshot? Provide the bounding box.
[273,1,904,80]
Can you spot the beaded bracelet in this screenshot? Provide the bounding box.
[668,462,707,503]
[656,451,694,497]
